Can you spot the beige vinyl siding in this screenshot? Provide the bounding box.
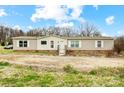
[13,36,114,51]
[37,36,67,50]
[67,39,114,50]
[13,39,37,50]
[68,40,82,48]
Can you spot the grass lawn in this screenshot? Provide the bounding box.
[0,61,124,87]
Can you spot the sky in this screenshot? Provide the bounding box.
[0,5,124,36]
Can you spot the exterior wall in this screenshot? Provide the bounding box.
[13,39,37,50]
[67,39,114,50]
[13,36,114,52]
[37,36,67,50]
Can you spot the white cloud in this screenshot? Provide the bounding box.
[56,22,74,27]
[105,16,114,25]
[102,33,109,36]
[0,9,7,17]
[31,5,84,26]
[27,26,33,29]
[93,5,98,10]
[13,25,21,30]
[70,6,83,18]
[31,5,68,22]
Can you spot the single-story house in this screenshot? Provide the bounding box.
[12,36,114,56]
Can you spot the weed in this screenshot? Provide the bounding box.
[63,64,79,74]
[0,61,10,66]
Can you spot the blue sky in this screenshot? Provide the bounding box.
[0,5,124,36]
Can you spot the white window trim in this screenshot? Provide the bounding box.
[41,41,47,45]
[69,40,81,48]
[17,40,19,47]
[95,41,97,48]
[27,40,30,47]
[68,41,71,48]
[50,41,54,48]
[79,41,82,48]
[95,40,104,48]
[101,41,104,48]
[18,40,29,48]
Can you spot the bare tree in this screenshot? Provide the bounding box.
[114,36,124,54]
[78,22,101,37]
[0,25,25,45]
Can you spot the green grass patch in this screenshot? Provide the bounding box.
[0,63,124,86]
[89,67,124,77]
[39,73,56,87]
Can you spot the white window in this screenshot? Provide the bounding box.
[24,41,28,47]
[41,41,47,45]
[95,40,104,48]
[19,40,28,47]
[50,41,54,48]
[70,41,79,48]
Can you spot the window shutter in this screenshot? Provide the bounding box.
[79,41,81,48]
[17,40,19,47]
[101,41,104,48]
[95,40,97,48]
[68,41,71,48]
[27,41,30,47]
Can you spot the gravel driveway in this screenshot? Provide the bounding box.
[0,54,124,71]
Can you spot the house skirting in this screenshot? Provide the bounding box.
[13,50,113,56]
[13,50,58,55]
[66,50,113,57]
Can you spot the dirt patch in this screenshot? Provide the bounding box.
[0,54,124,71]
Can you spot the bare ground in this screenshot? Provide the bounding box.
[0,54,124,71]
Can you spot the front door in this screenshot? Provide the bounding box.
[58,41,66,56]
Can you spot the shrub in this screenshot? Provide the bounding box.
[0,61,10,66]
[119,73,124,78]
[89,70,97,75]
[1,42,5,46]
[114,36,124,54]
[63,64,79,74]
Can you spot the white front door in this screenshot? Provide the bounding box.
[59,41,66,56]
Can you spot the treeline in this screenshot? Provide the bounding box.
[0,22,101,45]
[0,26,25,46]
[114,36,124,54]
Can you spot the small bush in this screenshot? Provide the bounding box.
[89,70,97,75]
[0,61,10,66]
[1,42,5,46]
[119,73,124,78]
[114,36,124,54]
[63,64,79,74]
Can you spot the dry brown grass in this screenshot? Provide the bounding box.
[0,55,124,72]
